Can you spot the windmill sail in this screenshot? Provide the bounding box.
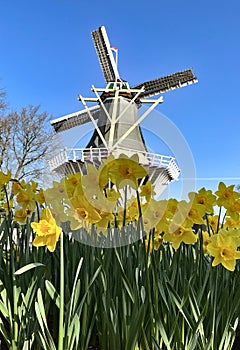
[92,26,120,83]
[50,105,100,132]
[132,69,197,98]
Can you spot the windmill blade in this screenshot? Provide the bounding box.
[132,69,197,99]
[92,26,120,83]
[51,105,100,133]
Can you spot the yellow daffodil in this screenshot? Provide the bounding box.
[215,182,239,207]
[30,180,38,193]
[67,195,102,230]
[0,170,11,188]
[201,230,211,254]
[98,154,115,190]
[142,199,168,231]
[225,199,240,222]
[188,187,216,214]
[224,216,240,229]
[14,207,33,223]
[31,208,61,252]
[173,200,206,226]
[107,155,147,189]
[208,215,219,233]
[35,188,46,205]
[49,199,69,225]
[164,221,198,249]
[82,164,100,190]
[95,210,115,234]
[145,231,163,252]
[166,198,179,218]
[44,179,68,204]
[16,184,37,211]
[155,217,169,234]
[207,228,240,271]
[11,179,25,195]
[65,172,82,197]
[139,180,155,202]
[117,198,140,225]
[105,188,121,202]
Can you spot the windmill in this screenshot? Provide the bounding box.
[49,26,197,198]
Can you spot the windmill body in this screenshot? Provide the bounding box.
[49,26,197,197]
[86,95,147,156]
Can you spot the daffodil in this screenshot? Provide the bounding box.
[188,187,216,214]
[201,230,211,254]
[208,215,219,233]
[98,154,115,190]
[65,172,82,197]
[207,228,240,271]
[107,155,147,189]
[43,179,68,205]
[16,184,37,211]
[224,216,240,229]
[82,164,100,191]
[145,231,163,252]
[173,200,206,226]
[105,188,121,202]
[95,210,115,234]
[35,188,46,205]
[225,199,240,222]
[117,198,140,225]
[142,199,168,231]
[14,207,33,223]
[31,208,61,252]
[11,179,25,195]
[215,182,239,207]
[164,221,198,249]
[49,199,69,225]
[67,195,102,230]
[166,198,178,218]
[139,180,155,202]
[0,170,11,188]
[30,180,38,193]
[155,217,169,234]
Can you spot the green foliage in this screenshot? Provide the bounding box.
[0,182,240,349]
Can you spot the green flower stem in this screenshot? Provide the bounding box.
[10,240,18,350]
[4,185,18,350]
[216,206,222,233]
[58,231,64,350]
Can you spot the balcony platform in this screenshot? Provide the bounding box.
[49,147,180,198]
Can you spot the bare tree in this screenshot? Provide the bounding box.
[0,88,7,114]
[0,105,56,180]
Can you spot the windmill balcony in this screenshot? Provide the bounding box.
[48,147,180,192]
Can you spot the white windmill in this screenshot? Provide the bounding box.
[49,26,197,198]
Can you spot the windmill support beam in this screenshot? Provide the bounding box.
[140,98,164,104]
[77,96,99,102]
[108,89,119,149]
[78,94,108,149]
[91,85,112,123]
[92,87,146,93]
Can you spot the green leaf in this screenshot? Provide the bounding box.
[45,280,60,309]
[14,263,45,275]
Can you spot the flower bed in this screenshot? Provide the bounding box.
[0,155,240,349]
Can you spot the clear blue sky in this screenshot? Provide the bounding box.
[1,0,240,195]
